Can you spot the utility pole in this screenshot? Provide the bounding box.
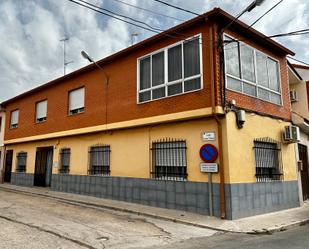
[131,32,139,45]
[60,37,73,75]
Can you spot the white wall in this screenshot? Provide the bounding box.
[0,111,5,178]
[295,67,309,81]
[0,111,5,146]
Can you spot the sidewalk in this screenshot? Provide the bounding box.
[0,183,308,234]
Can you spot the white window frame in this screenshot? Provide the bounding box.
[223,34,283,106]
[137,34,203,104]
[36,99,48,123]
[10,109,19,129]
[68,87,85,115]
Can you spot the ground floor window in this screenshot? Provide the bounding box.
[59,148,71,174]
[16,152,27,173]
[151,139,187,181]
[88,145,111,176]
[253,138,283,182]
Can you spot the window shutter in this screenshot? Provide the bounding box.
[11,110,19,125]
[36,100,47,119]
[69,87,85,111]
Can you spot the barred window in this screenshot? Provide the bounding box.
[89,145,111,176]
[16,152,27,173]
[253,138,283,182]
[151,139,187,181]
[59,148,71,174]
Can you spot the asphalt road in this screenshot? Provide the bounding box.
[0,189,216,249]
[148,223,309,249]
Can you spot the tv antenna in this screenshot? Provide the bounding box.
[131,32,139,45]
[60,37,73,75]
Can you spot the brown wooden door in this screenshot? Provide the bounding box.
[34,147,53,187]
[4,150,13,182]
[299,144,309,200]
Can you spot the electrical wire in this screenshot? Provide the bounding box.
[152,0,199,16]
[69,0,309,57]
[68,0,160,34]
[250,0,284,27]
[108,0,185,22]
[78,0,164,32]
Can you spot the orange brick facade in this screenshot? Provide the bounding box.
[3,17,292,141]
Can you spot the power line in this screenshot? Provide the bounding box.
[67,0,205,44]
[68,0,309,54]
[68,0,160,34]
[108,0,185,22]
[287,56,309,66]
[78,0,163,32]
[152,0,199,16]
[250,0,284,27]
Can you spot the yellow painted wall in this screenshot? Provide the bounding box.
[224,112,297,183]
[6,118,221,183]
[6,113,298,184]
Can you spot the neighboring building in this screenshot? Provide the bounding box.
[0,106,5,183]
[289,64,309,203]
[0,8,300,219]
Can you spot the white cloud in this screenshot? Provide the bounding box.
[0,0,308,101]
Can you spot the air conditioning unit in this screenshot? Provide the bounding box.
[289,90,298,102]
[283,125,300,143]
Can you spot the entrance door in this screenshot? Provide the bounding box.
[299,144,309,200]
[34,147,53,187]
[4,150,13,182]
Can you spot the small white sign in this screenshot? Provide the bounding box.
[53,162,59,168]
[200,163,219,173]
[202,132,216,141]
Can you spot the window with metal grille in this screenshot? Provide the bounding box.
[16,152,27,173]
[88,145,111,176]
[253,138,283,182]
[151,139,187,181]
[59,148,71,174]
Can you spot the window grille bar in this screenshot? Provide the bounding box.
[16,152,27,173]
[59,148,71,174]
[89,145,111,176]
[253,139,283,182]
[151,138,187,181]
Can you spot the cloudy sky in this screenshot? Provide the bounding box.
[0,0,308,102]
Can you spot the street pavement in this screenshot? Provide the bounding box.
[146,223,309,249]
[0,189,217,249]
[0,188,308,249]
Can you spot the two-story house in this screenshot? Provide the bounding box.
[0,8,300,219]
[289,63,309,203]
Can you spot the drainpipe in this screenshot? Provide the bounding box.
[209,22,226,219]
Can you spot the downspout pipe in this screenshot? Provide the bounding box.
[209,22,226,219]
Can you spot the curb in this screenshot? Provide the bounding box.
[0,185,308,235]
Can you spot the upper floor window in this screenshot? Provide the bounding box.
[36,100,47,123]
[10,110,19,129]
[16,152,27,173]
[138,35,202,103]
[69,87,85,115]
[224,35,281,105]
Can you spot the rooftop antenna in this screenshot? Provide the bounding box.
[131,32,139,45]
[60,37,73,75]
